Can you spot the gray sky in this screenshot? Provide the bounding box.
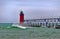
[0,0,60,23]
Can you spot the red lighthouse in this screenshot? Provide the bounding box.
[20,11,24,24]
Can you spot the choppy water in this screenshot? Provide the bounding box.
[0,23,60,39]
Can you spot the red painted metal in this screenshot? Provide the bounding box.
[20,11,24,24]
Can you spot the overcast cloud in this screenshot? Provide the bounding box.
[0,0,60,23]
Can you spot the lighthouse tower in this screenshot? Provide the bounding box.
[20,11,24,25]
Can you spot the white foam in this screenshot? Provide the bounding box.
[7,26,11,28]
[12,24,32,29]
